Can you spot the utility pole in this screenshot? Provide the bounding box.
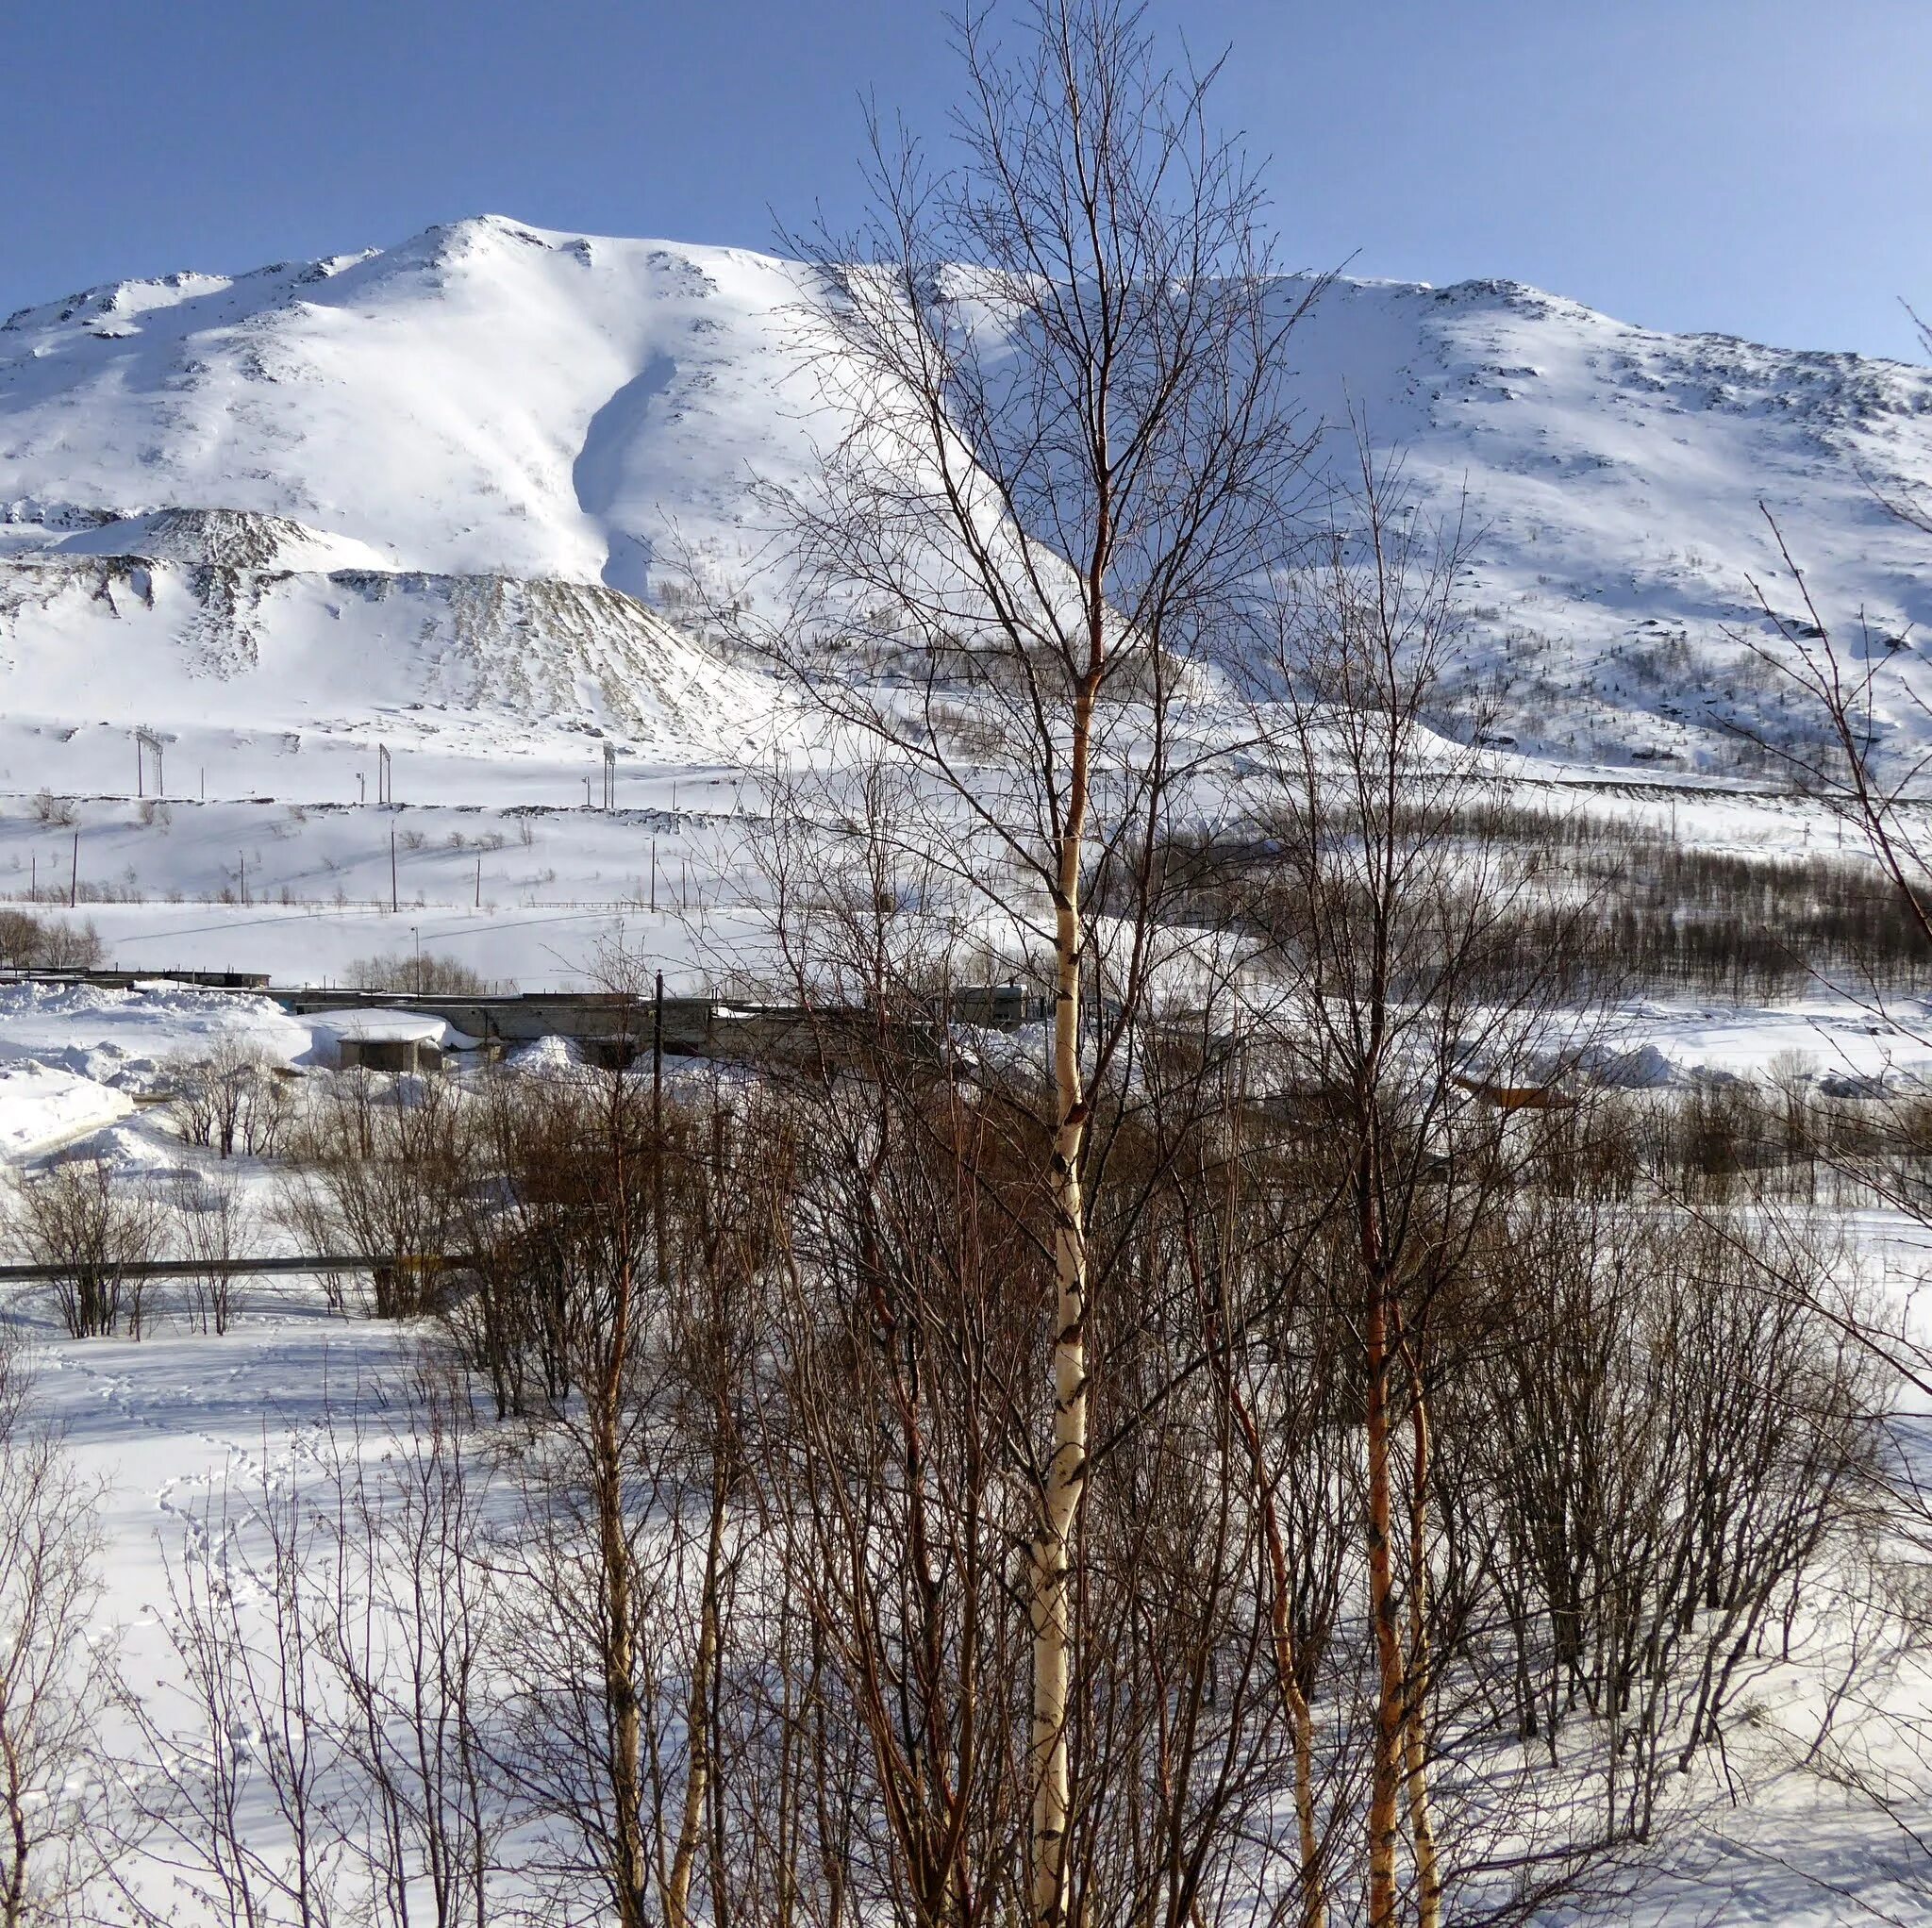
[68,831,77,909]
[475,855,482,909]
[238,851,247,908]
[390,824,399,914]
[603,740,617,812]
[378,743,392,808]
[135,727,163,799]
[650,839,657,912]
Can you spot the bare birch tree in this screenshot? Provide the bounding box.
[1225,457,1611,1924]
[484,1053,784,1928]
[1702,453,1932,1912]
[734,7,1320,1915]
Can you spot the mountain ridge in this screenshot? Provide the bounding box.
[0,212,1928,770]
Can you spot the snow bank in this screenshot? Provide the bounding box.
[507,1033,584,1071]
[0,980,313,1085]
[1607,999,1932,1089]
[0,1060,132,1161]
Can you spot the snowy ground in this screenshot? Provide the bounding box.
[0,978,1921,1919]
[7,1101,1932,1922]
[3,208,1931,1920]
[0,718,1901,1004]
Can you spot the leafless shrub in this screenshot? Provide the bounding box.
[309,1373,508,1926]
[436,1070,590,1420]
[166,1037,291,1160]
[0,913,45,971]
[1436,1196,1883,1852]
[278,1072,474,1319]
[477,1055,775,1928]
[171,1169,257,1337]
[125,1455,348,1923]
[112,1367,514,1926]
[0,1339,114,1923]
[341,950,504,997]
[6,1156,160,1338]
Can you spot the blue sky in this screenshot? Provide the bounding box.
[4,0,1925,359]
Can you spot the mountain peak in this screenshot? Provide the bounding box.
[0,218,1924,769]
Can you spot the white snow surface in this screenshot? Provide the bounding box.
[6,218,1932,1920]
[0,213,1925,773]
[0,213,1922,967]
[300,1006,474,1048]
[0,979,478,1090]
[0,979,311,1069]
[0,218,828,594]
[0,1059,132,1160]
[1599,995,1932,1089]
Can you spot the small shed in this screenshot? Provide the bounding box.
[307,1007,470,1074]
[339,1036,444,1074]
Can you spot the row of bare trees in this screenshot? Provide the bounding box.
[0,1025,1852,1927]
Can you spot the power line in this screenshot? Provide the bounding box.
[106,903,628,949]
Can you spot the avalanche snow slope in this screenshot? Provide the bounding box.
[2,214,1932,774]
[0,216,833,593]
[3,215,1932,770]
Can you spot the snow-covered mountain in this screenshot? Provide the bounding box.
[1281,274,1932,766]
[1,211,1930,769]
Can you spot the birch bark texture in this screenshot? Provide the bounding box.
[760,6,1316,1920]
